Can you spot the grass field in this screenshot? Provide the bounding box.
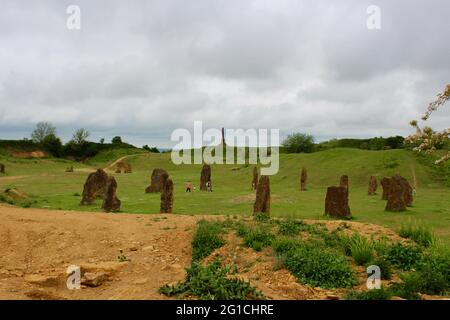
[1,148,449,245]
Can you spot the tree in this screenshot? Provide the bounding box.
[31,122,57,144]
[282,133,315,153]
[405,84,450,164]
[112,136,122,144]
[42,134,63,157]
[100,138,105,144]
[72,128,90,145]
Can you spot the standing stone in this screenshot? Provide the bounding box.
[381,177,392,200]
[0,163,5,174]
[80,169,109,205]
[398,175,413,207]
[368,176,378,195]
[145,168,169,193]
[160,178,174,213]
[253,175,270,215]
[124,163,132,174]
[252,167,259,191]
[300,167,307,191]
[102,176,121,212]
[339,175,349,190]
[221,127,226,146]
[325,186,351,219]
[200,164,211,191]
[385,174,407,212]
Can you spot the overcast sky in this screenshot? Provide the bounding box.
[0,0,449,147]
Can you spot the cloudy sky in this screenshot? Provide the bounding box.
[0,0,449,147]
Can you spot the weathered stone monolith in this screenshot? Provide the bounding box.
[200,164,211,191]
[253,175,270,215]
[398,175,413,207]
[124,163,132,174]
[368,176,378,195]
[160,178,174,213]
[385,174,406,212]
[80,169,109,205]
[325,186,351,219]
[0,163,5,174]
[65,166,74,173]
[102,176,121,212]
[340,175,349,190]
[300,167,307,191]
[381,177,392,200]
[145,168,169,193]
[252,167,259,190]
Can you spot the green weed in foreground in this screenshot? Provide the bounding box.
[159,258,264,300]
[343,233,374,266]
[345,286,393,300]
[273,239,357,289]
[191,220,225,262]
[386,243,423,271]
[399,222,436,248]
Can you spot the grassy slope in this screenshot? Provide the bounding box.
[1,148,449,244]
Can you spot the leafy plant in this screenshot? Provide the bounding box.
[191,220,225,261]
[347,234,374,265]
[117,250,128,262]
[242,226,274,251]
[346,287,393,300]
[369,256,393,280]
[274,241,356,289]
[159,259,264,300]
[277,219,308,236]
[386,243,422,271]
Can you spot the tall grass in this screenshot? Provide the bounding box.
[399,222,436,247]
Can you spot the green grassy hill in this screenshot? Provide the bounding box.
[1,148,449,244]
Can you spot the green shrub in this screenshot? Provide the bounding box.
[283,243,357,289]
[191,220,225,261]
[399,223,436,248]
[254,213,271,223]
[346,287,393,300]
[272,237,303,255]
[339,233,374,265]
[386,243,422,271]
[348,234,374,265]
[277,219,308,236]
[159,259,264,300]
[242,226,274,251]
[369,256,393,280]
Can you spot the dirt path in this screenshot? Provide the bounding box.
[0,204,200,300]
[105,154,141,171]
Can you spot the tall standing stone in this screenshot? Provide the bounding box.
[145,168,169,193]
[368,176,378,195]
[221,127,226,146]
[325,186,351,219]
[300,167,307,191]
[381,177,392,200]
[80,169,109,205]
[0,163,5,173]
[398,175,413,207]
[252,167,259,190]
[124,163,132,174]
[339,175,349,190]
[253,175,270,215]
[160,178,174,213]
[200,164,211,191]
[102,176,121,212]
[385,174,407,212]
